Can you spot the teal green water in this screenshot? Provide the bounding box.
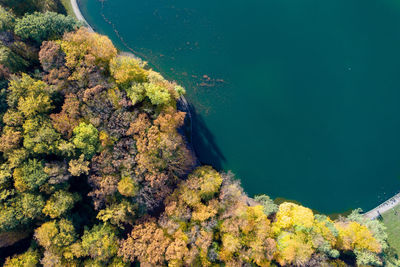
[80,0,400,213]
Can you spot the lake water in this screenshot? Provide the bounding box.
[80,0,400,213]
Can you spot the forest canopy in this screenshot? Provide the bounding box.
[0,2,396,267]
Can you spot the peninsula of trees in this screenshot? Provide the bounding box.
[0,1,396,266]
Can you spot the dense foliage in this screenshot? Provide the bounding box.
[0,0,65,16]
[14,11,80,44]
[0,3,396,267]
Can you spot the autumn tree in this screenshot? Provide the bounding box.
[60,28,117,81]
[23,118,61,154]
[272,203,326,266]
[0,15,390,266]
[335,220,383,266]
[128,108,194,210]
[117,176,138,197]
[0,64,10,91]
[142,82,172,106]
[97,200,136,228]
[5,74,61,157]
[219,205,276,266]
[110,56,147,88]
[4,249,40,267]
[0,126,22,154]
[50,93,80,138]
[119,218,172,265]
[120,167,274,266]
[109,54,186,107]
[34,218,79,265]
[68,154,90,176]
[44,161,71,184]
[34,219,77,250]
[7,74,53,115]
[42,190,80,218]
[86,134,137,210]
[13,159,48,192]
[39,41,66,72]
[347,208,388,251]
[88,173,120,210]
[123,71,185,107]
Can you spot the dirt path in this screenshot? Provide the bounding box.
[70,0,94,32]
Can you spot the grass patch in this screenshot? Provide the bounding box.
[381,203,400,255]
[60,0,76,19]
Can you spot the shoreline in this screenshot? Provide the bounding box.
[70,0,93,32]
[69,0,400,219]
[69,0,197,160]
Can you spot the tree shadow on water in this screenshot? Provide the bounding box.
[189,105,226,171]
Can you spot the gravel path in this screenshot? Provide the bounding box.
[71,0,94,32]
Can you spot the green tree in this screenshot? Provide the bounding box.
[72,122,99,159]
[34,219,77,250]
[15,11,79,43]
[143,83,171,106]
[4,249,40,267]
[254,194,278,216]
[5,148,28,169]
[13,159,48,192]
[18,93,53,118]
[23,118,61,154]
[0,193,44,232]
[125,83,145,105]
[20,192,45,219]
[0,45,28,72]
[97,200,136,228]
[7,74,53,114]
[0,5,15,31]
[124,82,173,106]
[42,190,80,219]
[78,223,119,262]
[0,0,63,16]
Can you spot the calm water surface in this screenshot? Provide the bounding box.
[80,0,400,213]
